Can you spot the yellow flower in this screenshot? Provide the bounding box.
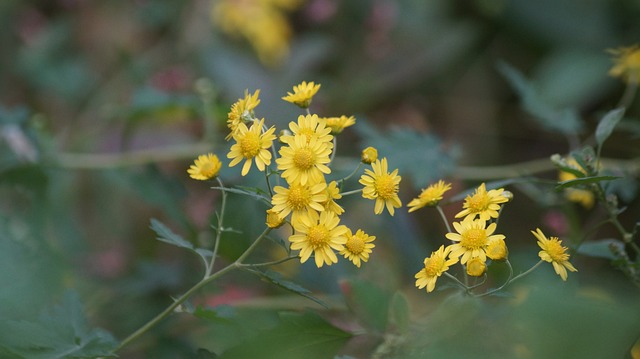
[415,245,458,293]
[531,228,577,281]
[282,81,321,108]
[227,119,276,176]
[187,153,222,180]
[280,114,333,148]
[455,183,509,221]
[359,158,402,216]
[559,157,594,209]
[407,180,452,212]
[323,115,356,135]
[226,89,261,141]
[289,210,348,267]
[340,229,376,268]
[271,181,327,225]
[322,181,344,215]
[466,257,486,277]
[446,216,505,264]
[608,44,640,83]
[361,146,378,164]
[486,237,508,261]
[276,134,332,185]
[266,208,285,228]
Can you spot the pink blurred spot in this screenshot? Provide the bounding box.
[542,210,569,237]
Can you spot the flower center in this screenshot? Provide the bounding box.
[346,234,365,254]
[299,128,316,140]
[424,256,443,277]
[461,228,487,249]
[200,162,216,177]
[287,184,310,210]
[293,147,315,170]
[546,238,569,262]
[307,225,330,248]
[240,132,261,158]
[374,175,396,199]
[467,193,489,212]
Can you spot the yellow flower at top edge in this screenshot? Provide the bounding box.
[339,229,375,268]
[407,180,452,212]
[227,119,276,176]
[282,81,321,108]
[531,228,577,281]
[608,44,640,83]
[187,153,222,180]
[359,157,402,216]
[226,89,261,141]
[445,215,505,264]
[323,115,356,135]
[271,181,328,225]
[276,134,332,186]
[289,210,349,268]
[455,183,509,221]
[415,245,458,293]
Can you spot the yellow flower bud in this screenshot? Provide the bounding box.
[486,237,508,261]
[466,257,486,277]
[361,147,378,164]
[265,208,285,228]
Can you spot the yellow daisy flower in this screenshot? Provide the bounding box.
[361,146,378,164]
[323,115,356,135]
[531,228,577,281]
[415,245,458,293]
[608,44,640,83]
[227,119,276,176]
[466,257,487,277]
[407,180,452,212]
[340,229,375,268]
[446,216,505,264]
[289,210,348,268]
[455,183,509,221]
[276,134,332,185]
[226,89,261,141]
[486,237,508,261]
[187,153,222,180]
[271,181,328,225]
[282,81,321,108]
[359,157,402,216]
[322,181,344,215]
[280,114,333,148]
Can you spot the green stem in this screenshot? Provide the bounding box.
[443,272,469,292]
[239,255,298,268]
[206,177,227,277]
[616,78,638,110]
[475,259,515,297]
[337,163,363,188]
[436,205,452,234]
[339,188,363,197]
[509,260,543,284]
[237,227,272,264]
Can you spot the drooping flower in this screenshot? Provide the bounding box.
[407,180,452,212]
[415,245,458,293]
[226,89,261,141]
[361,147,378,164]
[359,157,402,216]
[466,257,487,277]
[455,183,509,221]
[446,216,505,264]
[324,115,356,135]
[187,153,222,180]
[282,81,321,108]
[280,114,333,148]
[271,182,327,225]
[276,134,332,185]
[289,210,348,267]
[531,228,577,281]
[265,208,285,229]
[608,44,640,83]
[322,181,344,215]
[486,237,508,261]
[227,119,276,176]
[340,229,375,268]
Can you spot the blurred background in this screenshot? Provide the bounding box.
[1,0,640,358]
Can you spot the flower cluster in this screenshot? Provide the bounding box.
[188,81,402,268]
[409,182,577,294]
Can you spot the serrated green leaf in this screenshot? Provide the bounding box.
[389,292,411,334]
[555,175,619,190]
[218,311,351,359]
[247,269,327,308]
[150,218,194,250]
[596,108,625,149]
[578,239,625,260]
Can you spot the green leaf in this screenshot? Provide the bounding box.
[342,278,391,333]
[196,348,218,358]
[595,108,625,149]
[218,311,351,359]
[550,154,585,178]
[193,305,236,324]
[248,269,327,308]
[150,218,194,250]
[578,239,625,260]
[389,292,411,334]
[0,291,117,359]
[555,175,619,190]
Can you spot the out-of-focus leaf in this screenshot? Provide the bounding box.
[193,305,236,324]
[354,120,459,189]
[595,108,625,149]
[196,348,218,359]
[247,269,327,308]
[550,154,585,178]
[578,239,625,260]
[497,61,583,135]
[389,291,410,334]
[555,175,619,190]
[0,291,117,359]
[341,278,391,333]
[0,106,29,125]
[124,86,199,123]
[218,311,351,359]
[150,218,194,250]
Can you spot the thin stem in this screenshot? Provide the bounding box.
[209,186,271,205]
[239,255,298,268]
[340,188,363,197]
[509,260,543,284]
[337,163,363,187]
[436,205,452,233]
[206,177,228,277]
[264,170,274,197]
[443,272,469,291]
[475,259,515,298]
[236,227,272,264]
[616,78,638,109]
